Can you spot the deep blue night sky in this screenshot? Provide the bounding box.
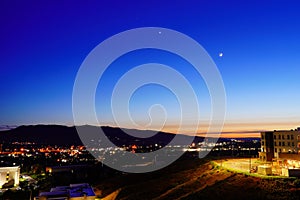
[1,0,300,135]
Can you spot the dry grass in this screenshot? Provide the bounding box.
[97,158,300,200]
[101,189,122,200]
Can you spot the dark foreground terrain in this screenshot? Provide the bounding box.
[95,157,300,200]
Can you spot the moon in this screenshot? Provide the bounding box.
[219,52,223,57]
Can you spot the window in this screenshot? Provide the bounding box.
[279,148,282,152]
[274,135,276,139]
[288,142,290,146]
[275,148,277,153]
[279,141,281,146]
[274,142,277,146]
[292,142,295,146]
[287,135,290,140]
[297,135,300,140]
[282,135,285,140]
[282,142,285,146]
[291,135,294,140]
[279,135,281,139]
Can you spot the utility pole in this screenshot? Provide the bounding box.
[249,146,251,173]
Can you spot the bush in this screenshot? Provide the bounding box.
[2,179,14,188]
[200,173,207,178]
[293,179,300,187]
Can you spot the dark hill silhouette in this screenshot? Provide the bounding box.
[0,125,206,146]
[0,125,81,145]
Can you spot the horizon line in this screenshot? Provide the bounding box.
[0,123,267,138]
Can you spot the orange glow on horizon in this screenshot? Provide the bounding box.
[160,120,300,138]
[99,119,300,138]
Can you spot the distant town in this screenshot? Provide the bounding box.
[2,125,300,199]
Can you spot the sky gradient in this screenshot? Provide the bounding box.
[1,0,300,137]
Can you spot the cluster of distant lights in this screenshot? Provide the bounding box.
[87,139,259,153]
[1,138,260,159]
[0,145,91,164]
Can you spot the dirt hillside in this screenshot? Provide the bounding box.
[95,158,300,200]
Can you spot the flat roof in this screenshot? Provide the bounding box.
[39,191,68,197]
[38,183,95,198]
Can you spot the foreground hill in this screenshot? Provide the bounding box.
[96,158,300,200]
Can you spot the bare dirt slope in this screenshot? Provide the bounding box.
[96,158,300,200]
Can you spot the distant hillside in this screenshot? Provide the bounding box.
[0,125,206,146]
[0,125,81,145]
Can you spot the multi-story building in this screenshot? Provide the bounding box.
[260,127,300,162]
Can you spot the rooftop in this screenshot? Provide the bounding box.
[36,183,95,199]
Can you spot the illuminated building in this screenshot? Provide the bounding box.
[0,166,20,188]
[259,127,300,162]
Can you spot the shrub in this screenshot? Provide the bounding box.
[293,179,300,187]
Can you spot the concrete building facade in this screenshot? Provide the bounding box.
[0,166,20,188]
[260,128,300,162]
